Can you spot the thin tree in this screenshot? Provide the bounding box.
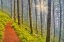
[1,0,3,11]
[27,0,29,22]
[14,0,16,21]
[21,0,23,24]
[28,0,33,34]
[39,0,43,36]
[42,0,45,35]
[63,0,64,42]
[46,0,51,42]
[17,0,20,25]
[10,0,12,18]
[58,0,62,42]
[34,0,38,34]
[53,0,55,42]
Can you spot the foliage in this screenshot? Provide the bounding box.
[0,10,46,42]
[12,22,46,42]
[0,10,11,42]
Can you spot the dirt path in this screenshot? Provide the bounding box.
[2,22,20,42]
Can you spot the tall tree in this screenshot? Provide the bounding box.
[58,0,62,42]
[39,0,43,36]
[1,0,3,11]
[53,0,55,42]
[14,0,16,21]
[34,0,38,34]
[17,0,20,25]
[27,0,29,22]
[28,0,33,34]
[42,0,45,35]
[10,0,12,18]
[46,0,51,42]
[63,0,64,42]
[21,0,23,24]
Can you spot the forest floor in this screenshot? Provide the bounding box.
[0,10,46,42]
[2,22,20,42]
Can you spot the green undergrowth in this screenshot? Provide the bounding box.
[0,10,58,42]
[0,10,46,42]
[0,10,11,42]
[11,21,46,42]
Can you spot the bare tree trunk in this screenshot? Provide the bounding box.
[58,0,62,42]
[53,0,55,42]
[10,0,12,18]
[63,0,64,42]
[39,0,43,36]
[22,0,23,24]
[40,11,43,36]
[1,0,3,11]
[42,0,45,35]
[14,0,16,21]
[46,0,51,42]
[63,14,64,41]
[34,0,38,34]
[28,0,33,34]
[27,0,29,22]
[17,0,20,25]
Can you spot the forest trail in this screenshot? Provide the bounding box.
[2,22,20,42]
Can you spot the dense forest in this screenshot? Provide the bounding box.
[0,0,64,42]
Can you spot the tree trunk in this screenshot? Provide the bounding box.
[58,0,62,42]
[39,0,43,36]
[63,13,64,41]
[17,0,20,25]
[10,0,12,18]
[34,0,38,34]
[46,0,51,42]
[14,0,16,21]
[63,0,64,42]
[53,1,55,42]
[27,0,29,23]
[1,0,3,11]
[22,0,23,24]
[28,0,33,34]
